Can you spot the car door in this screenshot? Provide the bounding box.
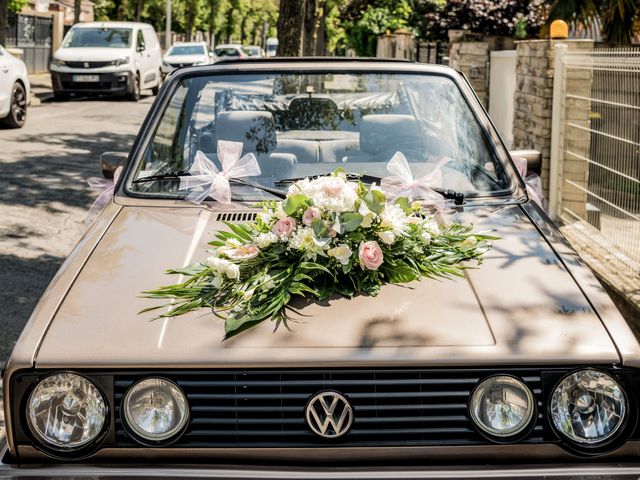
[134,29,152,87]
[0,47,13,116]
[141,27,161,85]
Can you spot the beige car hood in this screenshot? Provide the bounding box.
[34,203,620,368]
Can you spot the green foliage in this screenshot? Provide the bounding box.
[8,0,28,13]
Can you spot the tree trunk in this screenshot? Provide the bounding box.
[134,0,143,22]
[239,15,247,44]
[116,0,127,21]
[302,0,317,56]
[277,0,305,56]
[186,0,195,42]
[74,0,82,23]
[0,0,7,47]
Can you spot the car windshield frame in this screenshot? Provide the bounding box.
[63,27,133,48]
[121,64,523,204]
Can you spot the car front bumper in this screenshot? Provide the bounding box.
[3,444,640,480]
[51,71,133,95]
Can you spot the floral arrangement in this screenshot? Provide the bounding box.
[143,168,497,339]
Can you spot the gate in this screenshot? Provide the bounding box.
[550,47,640,303]
[6,13,53,73]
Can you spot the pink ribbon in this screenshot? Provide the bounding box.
[178,140,261,205]
[380,152,446,209]
[85,166,122,225]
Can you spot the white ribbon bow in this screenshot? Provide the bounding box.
[380,152,446,209]
[179,140,261,204]
[85,166,123,225]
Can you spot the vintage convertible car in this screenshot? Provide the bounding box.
[3,59,640,478]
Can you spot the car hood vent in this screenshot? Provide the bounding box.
[216,211,257,222]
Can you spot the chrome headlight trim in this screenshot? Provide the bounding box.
[549,368,628,448]
[25,371,109,452]
[468,374,536,441]
[121,377,190,445]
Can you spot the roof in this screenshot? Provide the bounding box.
[213,56,413,65]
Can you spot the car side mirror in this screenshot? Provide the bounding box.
[509,149,541,177]
[101,152,128,179]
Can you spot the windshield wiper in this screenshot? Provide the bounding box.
[276,173,465,205]
[133,172,287,199]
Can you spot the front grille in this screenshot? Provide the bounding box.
[65,60,112,68]
[217,211,257,222]
[114,368,547,448]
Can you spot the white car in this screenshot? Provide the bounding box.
[0,45,29,128]
[50,21,162,101]
[213,44,248,60]
[161,42,213,76]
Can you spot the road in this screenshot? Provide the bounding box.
[0,95,154,368]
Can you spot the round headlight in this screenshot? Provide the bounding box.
[469,375,535,438]
[27,372,107,450]
[122,378,189,442]
[550,369,626,445]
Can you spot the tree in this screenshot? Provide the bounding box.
[0,0,7,47]
[74,0,82,23]
[277,0,305,55]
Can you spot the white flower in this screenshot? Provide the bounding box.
[256,232,278,248]
[380,204,409,236]
[243,289,255,300]
[261,274,276,291]
[290,176,358,213]
[327,243,352,265]
[378,230,396,245]
[420,231,431,245]
[275,203,288,220]
[212,275,224,288]
[258,211,274,226]
[288,227,329,260]
[423,217,441,236]
[462,236,478,246]
[207,256,240,280]
[358,202,376,228]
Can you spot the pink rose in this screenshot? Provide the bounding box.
[302,207,321,227]
[272,217,296,237]
[225,244,260,260]
[359,241,383,270]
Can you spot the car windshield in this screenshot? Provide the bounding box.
[215,47,240,57]
[170,45,206,56]
[128,71,512,201]
[63,27,132,48]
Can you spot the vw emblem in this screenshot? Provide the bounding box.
[305,390,353,438]
[83,62,90,68]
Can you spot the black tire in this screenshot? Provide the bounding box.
[151,70,162,96]
[1,82,27,128]
[128,72,141,101]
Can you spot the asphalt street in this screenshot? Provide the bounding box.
[0,93,154,368]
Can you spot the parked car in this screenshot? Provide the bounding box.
[161,41,213,76]
[0,45,29,128]
[266,37,278,57]
[2,58,640,478]
[244,45,265,57]
[49,21,162,101]
[213,43,248,59]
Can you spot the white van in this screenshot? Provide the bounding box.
[50,22,162,101]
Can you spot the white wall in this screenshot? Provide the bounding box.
[489,50,516,149]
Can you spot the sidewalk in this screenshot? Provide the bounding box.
[28,72,53,105]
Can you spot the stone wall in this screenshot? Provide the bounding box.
[512,39,593,197]
[449,41,490,107]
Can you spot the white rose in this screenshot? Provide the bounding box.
[378,230,396,245]
[328,243,353,265]
[421,231,431,245]
[256,232,278,248]
[224,263,240,280]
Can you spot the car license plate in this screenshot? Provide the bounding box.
[72,74,100,82]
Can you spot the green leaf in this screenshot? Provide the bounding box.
[282,194,308,215]
[224,222,253,242]
[340,212,363,232]
[364,189,386,214]
[168,264,208,276]
[394,197,413,215]
[311,218,328,238]
[382,260,419,284]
